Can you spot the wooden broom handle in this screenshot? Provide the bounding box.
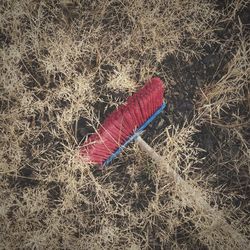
[136,135,249,245]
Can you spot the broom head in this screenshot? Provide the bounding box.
[80,77,165,165]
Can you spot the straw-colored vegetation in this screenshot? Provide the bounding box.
[1,0,249,249]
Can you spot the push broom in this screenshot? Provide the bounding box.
[80,77,169,167]
[81,77,182,180]
[79,77,248,246]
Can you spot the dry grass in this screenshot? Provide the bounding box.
[1,0,250,249]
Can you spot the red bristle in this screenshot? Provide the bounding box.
[90,111,130,162]
[125,100,140,129]
[111,110,134,142]
[102,127,122,146]
[120,112,135,135]
[150,90,161,112]
[104,114,126,141]
[127,96,140,126]
[121,105,137,132]
[145,84,154,115]
[92,141,113,157]
[133,100,144,125]
[88,136,114,162]
[137,92,149,121]
[80,77,165,164]
[152,90,158,111]
[143,87,153,117]
[116,106,135,135]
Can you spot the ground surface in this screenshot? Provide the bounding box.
[1,0,250,249]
